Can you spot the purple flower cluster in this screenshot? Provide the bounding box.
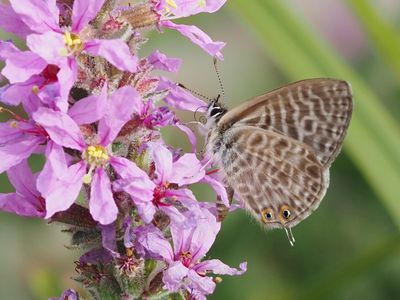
[0,0,246,299]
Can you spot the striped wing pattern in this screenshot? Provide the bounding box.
[212,79,353,229]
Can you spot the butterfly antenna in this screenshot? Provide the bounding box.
[283,226,296,247]
[178,83,213,101]
[213,57,225,100]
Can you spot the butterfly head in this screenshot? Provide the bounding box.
[206,94,227,122]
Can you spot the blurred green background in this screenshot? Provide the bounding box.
[1,0,400,299]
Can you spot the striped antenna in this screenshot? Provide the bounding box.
[177,83,213,102]
[213,57,225,99]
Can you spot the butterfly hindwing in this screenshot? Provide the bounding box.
[215,126,329,228]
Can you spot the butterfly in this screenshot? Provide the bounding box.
[203,78,353,245]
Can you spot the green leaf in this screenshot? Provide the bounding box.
[346,0,400,81]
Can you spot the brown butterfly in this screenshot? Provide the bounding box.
[204,78,353,245]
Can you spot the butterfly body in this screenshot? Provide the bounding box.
[205,79,353,232]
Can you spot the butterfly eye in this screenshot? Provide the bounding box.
[210,107,222,117]
[261,208,274,223]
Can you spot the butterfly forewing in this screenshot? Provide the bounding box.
[219,126,329,228]
[218,79,353,167]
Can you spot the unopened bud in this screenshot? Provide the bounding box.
[120,2,160,30]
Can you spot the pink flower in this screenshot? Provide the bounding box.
[137,207,246,299]
[0,160,46,218]
[158,76,207,111]
[155,0,226,17]
[49,289,78,300]
[114,141,204,224]
[1,0,138,104]
[33,86,147,225]
[0,110,49,173]
[148,50,181,73]
[130,94,198,152]
[153,0,227,59]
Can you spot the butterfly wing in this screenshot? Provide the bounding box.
[217,126,329,229]
[218,79,353,167]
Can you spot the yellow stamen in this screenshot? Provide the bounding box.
[198,0,206,7]
[83,174,92,184]
[166,0,178,8]
[82,145,109,167]
[64,32,73,45]
[10,120,18,129]
[214,277,223,284]
[62,31,84,54]
[32,85,40,94]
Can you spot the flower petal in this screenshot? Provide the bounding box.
[72,0,106,32]
[166,188,200,212]
[0,192,43,217]
[0,76,39,107]
[26,31,65,65]
[194,259,247,276]
[0,120,24,144]
[49,289,79,300]
[110,157,153,188]
[1,50,46,83]
[170,153,205,185]
[57,58,77,108]
[161,20,225,60]
[0,136,41,173]
[160,205,186,224]
[85,39,138,72]
[89,167,119,225]
[110,157,155,222]
[68,84,107,125]
[44,161,86,218]
[163,261,189,292]
[148,50,181,73]
[136,224,173,261]
[170,208,220,262]
[167,0,226,17]
[0,4,33,38]
[158,76,207,111]
[36,142,68,197]
[33,107,85,150]
[174,123,197,153]
[98,86,140,145]
[7,159,38,198]
[136,201,157,224]
[9,0,60,33]
[0,40,20,59]
[1,160,44,218]
[80,248,113,265]
[100,223,117,252]
[187,269,216,297]
[202,174,229,206]
[147,141,173,183]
